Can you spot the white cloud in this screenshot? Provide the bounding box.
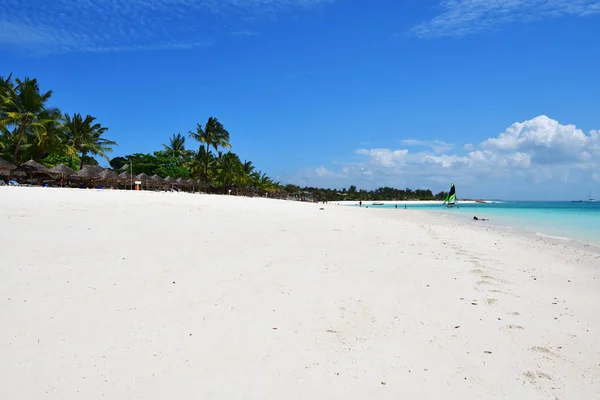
[287,115,600,197]
[411,0,600,38]
[399,139,454,153]
[1,0,336,53]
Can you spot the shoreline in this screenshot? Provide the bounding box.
[340,201,600,249]
[1,187,599,399]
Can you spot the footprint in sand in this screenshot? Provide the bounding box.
[505,324,525,330]
[523,370,553,382]
[531,346,556,357]
[486,298,498,306]
[523,371,556,395]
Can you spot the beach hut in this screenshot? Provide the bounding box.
[117,171,135,189]
[14,160,52,183]
[150,174,165,190]
[49,164,75,177]
[164,176,177,184]
[69,165,103,187]
[186,178,197,191]
[135,173,151,188]
[98,169,118,184]
[0,158,17,176]
[150,174,164,183]
[49,164,75,186]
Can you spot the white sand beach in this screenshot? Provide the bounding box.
[1,187,599,399]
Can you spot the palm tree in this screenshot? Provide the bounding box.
[0,78,53,163]
[32,109,65,157]
[238,159,255,187]
[162,132,187,159]
[189,117,231,154]
[187,146,215,182]
[215,151,242,190]
[64,113,116,169]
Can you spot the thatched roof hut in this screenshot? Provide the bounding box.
[176,177,187,185]
[14,160,52,180]
[49,164,75,177]
[69,166,101,181]
[196,180,209,189]
[150,174,164,183]
[164,176,177,184]
[81,165,105,175]
[17,159,50,173]
[0,158,17,174]
[98,169,118,181]
[135,173,151,181]
[118,171,134,181]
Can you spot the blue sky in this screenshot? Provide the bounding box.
[2,0,600,200]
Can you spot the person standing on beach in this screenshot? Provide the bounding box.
[359,201,362,207]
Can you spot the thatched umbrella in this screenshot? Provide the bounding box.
[69,165,102,184]
[81,165,105,175]
[17,159,50,173]
[151,174,164,183]
[49,164,75,177]
[117,171,135,188]
[98,169,118,182]
[150,174,165,190]
[135,173,151,189]
[15,159,52,182]
[196,180,209,190]
[176,177,187,185]
[164,176,177,184]
[136,172,151,181]
[0,158,17,175]
[118,171,133,180]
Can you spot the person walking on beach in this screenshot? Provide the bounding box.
[359,201,362,207]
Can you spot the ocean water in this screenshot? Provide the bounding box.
[358,201,600,246]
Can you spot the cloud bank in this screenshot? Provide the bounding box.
[290,116,600,198]
[411,0,600,38]
[0,0,335,53]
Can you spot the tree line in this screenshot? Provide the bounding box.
[2,73,447,199]
[283,184,448,202]
[0,74,115,169]
[0,74,277,192]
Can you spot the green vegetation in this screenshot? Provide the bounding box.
[284,184,448,202]
[2,73,447,200]
[0,74,115,167]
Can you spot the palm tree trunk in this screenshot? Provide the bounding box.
[80,151,85,170]
[205,143,209,182]
[13,122,26,163]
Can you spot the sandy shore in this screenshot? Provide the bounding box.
[1,187,599,399]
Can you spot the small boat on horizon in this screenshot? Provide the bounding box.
[372,202,384,206]
[588,190,595,203]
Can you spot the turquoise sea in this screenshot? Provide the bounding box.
[359,201,600,246]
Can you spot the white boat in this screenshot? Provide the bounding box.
[589,190,595,203]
